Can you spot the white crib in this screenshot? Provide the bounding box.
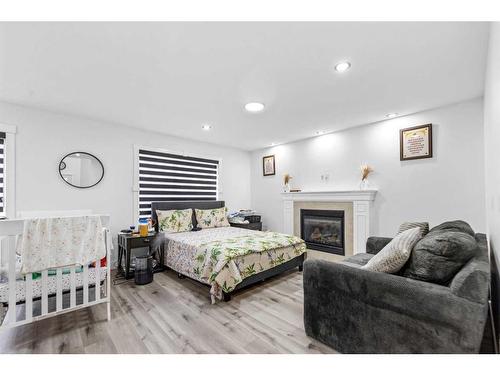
[0,215,111,331]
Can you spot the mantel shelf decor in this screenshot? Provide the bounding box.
[359,164,373,190]
[283,173,293,192]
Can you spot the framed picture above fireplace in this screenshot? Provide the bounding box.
[262,154,276,176]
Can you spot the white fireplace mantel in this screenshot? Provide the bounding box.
[281,189,377,254]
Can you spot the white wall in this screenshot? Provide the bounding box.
[0,101,252,262]
[483,22,500,347]
[251,98,486,236]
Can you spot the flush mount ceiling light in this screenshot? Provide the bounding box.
[334,61,351,73]
[201,124,212,131]
[244,102,265,113]
[385,113,398,119]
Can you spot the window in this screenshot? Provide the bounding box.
[0,124,16,219]
[137,148,219,219]
[0,132,5,217]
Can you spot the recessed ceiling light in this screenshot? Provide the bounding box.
[201,124,212,131]
[334,61,351,73]
[316,131,325,135]
[385,113,398,119]
[245,102,265,113]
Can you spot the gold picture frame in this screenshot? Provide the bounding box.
[400,124,433,161]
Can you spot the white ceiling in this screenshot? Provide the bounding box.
[0,22,490,150]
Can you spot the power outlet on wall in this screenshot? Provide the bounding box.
[320,173,330,183]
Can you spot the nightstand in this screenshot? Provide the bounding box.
[229,222,263,231]
[117,232,165,279]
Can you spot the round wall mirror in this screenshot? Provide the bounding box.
[59,152,104,188]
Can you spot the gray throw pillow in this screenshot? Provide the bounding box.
[397,222,429,236]
[402,230,478,285]
[362,227,422,274]
[429,220,474,237]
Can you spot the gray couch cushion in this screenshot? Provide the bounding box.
[366,236,392,254]
[403,230,478,285]
[430,220,475,237]
[342,253,373,267]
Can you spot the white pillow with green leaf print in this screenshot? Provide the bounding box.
[194,207,230,229]
[156,209,193,233]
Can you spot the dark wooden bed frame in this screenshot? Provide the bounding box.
[151,200,305,302]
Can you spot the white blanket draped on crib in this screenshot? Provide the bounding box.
[17,215,106,274]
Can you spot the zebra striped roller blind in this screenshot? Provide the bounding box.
[0,132,5,216]
[138,148,219,219]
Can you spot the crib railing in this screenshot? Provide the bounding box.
[0,216,111,331]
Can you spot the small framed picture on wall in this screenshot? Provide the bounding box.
[400,123,433,161]
[263,155,276,176]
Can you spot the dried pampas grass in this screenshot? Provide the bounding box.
[360,165,373,181]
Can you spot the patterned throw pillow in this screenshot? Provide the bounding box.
[156,209,193,233]
[362,227,423,274]
[397,222,429,236]
[195,207,230,229]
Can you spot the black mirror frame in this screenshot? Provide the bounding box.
[58,151,105,189]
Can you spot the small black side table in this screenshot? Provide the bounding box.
[117,232,165,279]
[230,222,263,231]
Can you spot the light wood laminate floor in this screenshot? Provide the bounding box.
[0,269,336,354]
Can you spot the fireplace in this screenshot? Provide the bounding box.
[300,209,345,255]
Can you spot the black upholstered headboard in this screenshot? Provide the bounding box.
[151,200,225,232]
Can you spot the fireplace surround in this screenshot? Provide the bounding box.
[300,209,345,255]
[282,190,377,255]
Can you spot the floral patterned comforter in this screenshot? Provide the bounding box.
[163,227,306,302]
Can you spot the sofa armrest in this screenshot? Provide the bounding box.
[450,258,490,304]
[303,259,487,353]
[366,236,392,254]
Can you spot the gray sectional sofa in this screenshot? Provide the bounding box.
[303,221,490,353]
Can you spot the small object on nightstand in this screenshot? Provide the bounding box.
[230,221,263,231]
[228,210,262,231]
[139,218,149,237]
[244,215,261,223]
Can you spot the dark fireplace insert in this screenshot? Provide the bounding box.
[300,209,345,255]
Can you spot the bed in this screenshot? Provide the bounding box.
[151,201,306,302]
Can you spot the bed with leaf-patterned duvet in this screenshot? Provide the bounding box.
[163,227,306,302]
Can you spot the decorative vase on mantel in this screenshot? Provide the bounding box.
[283,173,293,193]
[359,164,374,191]
[359,179,370,190]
